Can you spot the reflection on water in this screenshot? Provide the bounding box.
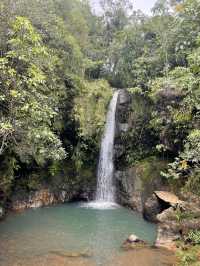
[0,203,158,265]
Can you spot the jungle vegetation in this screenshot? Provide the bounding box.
[0,0,200,206]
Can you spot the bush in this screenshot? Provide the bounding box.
[185,230,200,245]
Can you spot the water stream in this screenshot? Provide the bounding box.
[96,90,119,203]
[86,90,119,209]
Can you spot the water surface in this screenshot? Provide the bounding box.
[0,203,157,266]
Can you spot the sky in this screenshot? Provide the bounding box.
[131,0,157,14]
[91,0,157,15]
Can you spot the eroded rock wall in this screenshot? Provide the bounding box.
[114,89,169,213]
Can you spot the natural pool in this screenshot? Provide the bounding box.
[0,203,162,266]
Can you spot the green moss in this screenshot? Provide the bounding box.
[176,243,200,266]
[135,156,169,186]
[74,79,112,139]
[123,93,156,167]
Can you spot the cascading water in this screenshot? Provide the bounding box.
[84,90,119,209]
[96,90,119,203]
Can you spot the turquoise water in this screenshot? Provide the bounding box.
[0,203,157,265]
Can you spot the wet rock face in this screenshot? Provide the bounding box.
[142,192,181,250]
[118,89,131,106]
[11,189,81,211]
[156,207,176,223]
[114,90,169,212]
[115,162,169,213]
[115,89,131,139]
[143,195,163,223]
[143,192,177,223]
[143,191,200,251]
[155,222,180,250]
[0,206,5,219]
[115,169,143,212]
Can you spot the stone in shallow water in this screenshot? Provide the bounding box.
[50,250,92,258]
[122,234,147,249]
[127,234,140,242]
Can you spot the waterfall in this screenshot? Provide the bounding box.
[96,90,119,203]
[82,90,119,209]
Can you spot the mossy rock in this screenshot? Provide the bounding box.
[135,156,169,188]
[116,156,170,212]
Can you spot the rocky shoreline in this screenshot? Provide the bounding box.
[1,177,199,259]
[114,89,200,253]
[121,189,200,252]
[0,185,93,220]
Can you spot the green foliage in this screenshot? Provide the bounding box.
[185,230,200,245]
[1,0,200,202]
[0,1,112,200]
[183,130,200,163]
[72,80,112,173]
[119,91,157,166]
[176,236,200,266]
[74,80,112,139]
[136,157,169,185]
[161,129,200,193]
[177,247,198,266]
[0,17,66,165]
[183,168,200,196]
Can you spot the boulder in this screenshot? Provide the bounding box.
[115,158,170,214]
[154,191,182,205]
[122,234,147,249]
[155,222,180,251]
[127,234,140,243]
[156,207,176,223]
[115,170,143,213]
[143,194,162,222]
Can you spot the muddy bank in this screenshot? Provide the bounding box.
[0,254,94,266]
[111,247,176,266]
[0,247,176,266]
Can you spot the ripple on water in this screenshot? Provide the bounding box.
[80,201,120,210]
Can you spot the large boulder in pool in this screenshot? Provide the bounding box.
[122,234,147,249]
[143,194,162,222]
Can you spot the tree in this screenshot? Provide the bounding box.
[0,17,66,164]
